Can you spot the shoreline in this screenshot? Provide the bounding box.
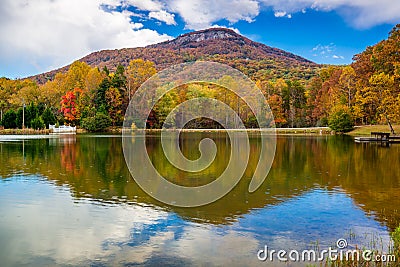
[0,128,52,135]
[1,127,332,135]
[2,125,398,136]
[127,127,332,135]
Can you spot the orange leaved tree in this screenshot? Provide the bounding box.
[60,88,83,125]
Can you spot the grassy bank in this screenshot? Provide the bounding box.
[101,127,333,135]
[273,127,332,134]
[127,127,333,135]
[311,225,400,267]
[347,125,400,136]
[0,128,52,135]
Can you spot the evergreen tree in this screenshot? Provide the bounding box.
[2,109,17,129]
[42,108,56,128]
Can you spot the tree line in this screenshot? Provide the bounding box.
[257,24,400,132]
[0,59,156,131]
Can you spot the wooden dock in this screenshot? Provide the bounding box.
[354,132,400,145]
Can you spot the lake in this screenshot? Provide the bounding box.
[0,133,399,266]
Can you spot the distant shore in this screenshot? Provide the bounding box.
[133,127,333,135]
[1,126,332,135]
[2,125,398,136]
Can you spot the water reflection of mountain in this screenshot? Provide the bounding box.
[0,134,399,231]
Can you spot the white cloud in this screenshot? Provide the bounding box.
[0,178,170,266]
[333,54,344,59]
[169,227,261,266]
[149,10,177,25]
[125,0,399,30]
[312,43,335,53]
[209,24,241,34]
[123,0,163,11]
[123,0,260,30]
[123,0,177,25]
[274,11,292,18]
[312,43,345,60]
[260,0,400,28]
[274,11,287,17]
[167,0,260,30]
[0,0,171,77]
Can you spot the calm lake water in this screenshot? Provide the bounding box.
[0,133,399,266]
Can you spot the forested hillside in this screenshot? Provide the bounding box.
[30,28,319,84]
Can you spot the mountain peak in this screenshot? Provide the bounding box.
[179,27,241,41]
[151,27,248,48]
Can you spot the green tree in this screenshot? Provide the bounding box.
[42,108,56,128]
[95,78,111,109]
[25,103,38,128]
[111,65,126,89]
[328,105,354,133]
[15,108,23,128]
[80,112,112,132]
[31,116,45,130]
[2,109,17,129]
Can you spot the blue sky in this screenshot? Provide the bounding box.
[0,0,399,79]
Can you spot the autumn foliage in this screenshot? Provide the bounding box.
[306,24,400,128]
[60,88,82,124]
[1,25,400,131]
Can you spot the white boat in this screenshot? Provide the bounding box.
[49,125,76,133]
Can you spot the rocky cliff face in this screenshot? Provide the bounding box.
[152,28,244,48]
